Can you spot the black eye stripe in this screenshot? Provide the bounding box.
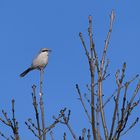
[42,50,47,52]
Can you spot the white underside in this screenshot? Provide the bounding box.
[32,51,48,68]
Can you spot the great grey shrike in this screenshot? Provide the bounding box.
[20,48,51,77]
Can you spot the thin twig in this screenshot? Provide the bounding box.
[79,32,90,61]
[100,10,115,72]
[50,131,55,140]
[0,131,10,140]
[98,71,109,140]
[44,115,62,134]
[84,94,95,110]
[76,84,91,122]
[25,121,39,138]
[103,92,115,108]
[27,118,40,132]
[102,59,110,79]
[99,10,115,140]
[87,129,91,140]
[63,132,66,140]
[81,128,86,140]
[32,85,42,139]
[0,100,20,140]
[121,117,139,136]
[96,97,100,140]
[59,109,78,140]
[88,15,97,140]
[124,80,140,116]
[103,74,139,109]
[129,81,140,105]
[39,68,46,140]
[109,63,126,140]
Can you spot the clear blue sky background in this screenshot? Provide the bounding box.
[0,0,140,140]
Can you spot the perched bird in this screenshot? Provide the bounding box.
[20,48,51,77]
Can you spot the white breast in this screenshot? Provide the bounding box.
[32,51,48,68]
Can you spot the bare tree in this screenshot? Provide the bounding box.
[73,10,140,140]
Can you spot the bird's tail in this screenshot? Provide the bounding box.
[20,67,34,77]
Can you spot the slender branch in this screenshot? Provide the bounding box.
[88,15,99,72]
[88,15,97,140]
[109,63,126,140]
[91,74,110,88]
[84,93,95,110]
[25,121,39,138]
[129,81,140,105]
[32,85,42,139]
[59,109,78,140]
[0,131,10,140]
[63,132,66,140]
[100,10,115,72]
[79,32,97,140]
[102,59,110,79]
[39,68,46,140]
[44,114,62,134]
[27,118,40,132]
[116,100,120,124]
[98,10,115,140]
[50,131,55,140]
[12,100,16,130]
[63,118,77,139]
[79,32,90,61]
[87,129,91,140]
[88,15,94,59]
[103,92,115,108]
[81,128,86,140]
[119,83,128,129]
[10,136,15,140]
[113,95,140,140]
[76,84,91,122]
[103,74,139,109]
[96,97,100,140]
[98,71,108,140]
[0,100,20,140]
[121,117,139,136]
[0,112,11,126]
[123,80,140,117]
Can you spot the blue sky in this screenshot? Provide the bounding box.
[0,0,140,140]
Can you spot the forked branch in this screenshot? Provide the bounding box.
[0,99,20,140]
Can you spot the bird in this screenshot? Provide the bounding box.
[20,48,51,77]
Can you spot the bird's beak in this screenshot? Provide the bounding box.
[48,49,52,52]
